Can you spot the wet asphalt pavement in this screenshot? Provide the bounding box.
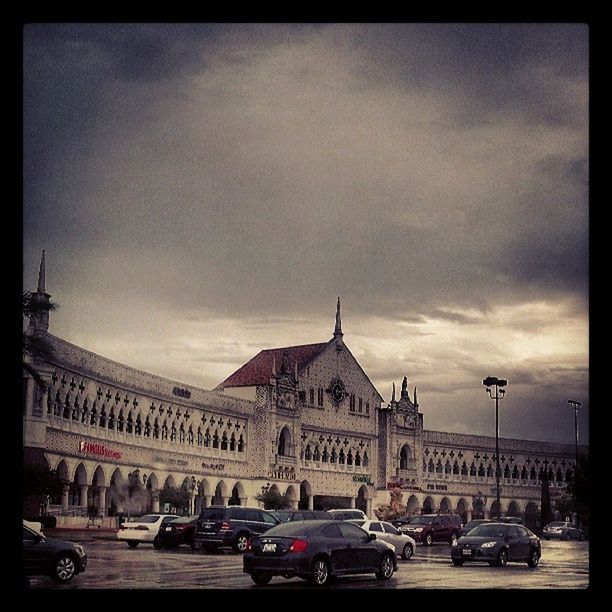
[27,535,588,589]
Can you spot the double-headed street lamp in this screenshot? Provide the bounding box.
[483,376,507,521]
[568,400,582,467]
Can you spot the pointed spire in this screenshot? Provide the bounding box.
[37,250,46,293]
[414,386,418,408]
[333,296,343,338]
[391,382,396,403]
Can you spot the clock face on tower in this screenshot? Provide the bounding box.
[329,377,346,406]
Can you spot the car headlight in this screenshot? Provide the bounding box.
[451,539,458,547]
[480,541,497,548]
[74,545,86,556]
[414,527,424,532]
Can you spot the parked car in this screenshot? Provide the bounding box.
[195,506,280,553]
[327,509,368,521]
[23,519,43,534]
[349,519,416,560]
[542,521,585,541]
[451,522,541,567]
[157,515,200,549]
[500,516,524,525]
[243,519,397,586]
[393,514,463,545]
[117,513,179,548]
[460,519,493,537]
[270,510,332,523]
[23,521,88,583]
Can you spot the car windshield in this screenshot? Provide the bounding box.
[409,517,433,525]
[171,515,197,524]
[199,508,227,520]
[273,511,292,522]
[136,515,162,523]
[264,521,324,537]
[547,522,567,527]
[468,524,508,538]
[351,520,366,527]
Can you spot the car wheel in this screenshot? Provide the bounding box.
[376,553,395,580]
[127,541,139,548]
[425,533,433,546]
[153,536,163,550]
[527,549,540,568]
[452,559,464,566]
[401,543,413,560]
[52,554,76,583]
[190,540,202,551]
[310,557,331,586]
[496,549,508,567]
[233,532,250,553]
[250,573,272,586]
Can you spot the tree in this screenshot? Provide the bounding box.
[565,455,589,528]
[23,463,64,517]
[255,488,291,510]
[540,469,553,529]
[159,483,191,514]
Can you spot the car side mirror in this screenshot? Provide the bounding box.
[368,533,377,541]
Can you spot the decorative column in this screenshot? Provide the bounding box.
[466,508,473,522]
[202,495,212,509]
[366,497,372,518]
[308,495,314,511]
[61,483,70,510]
[221,495,229,507]
[239,496,248,507]
[151,491,160,513]
[97,486,107,517]
[79,485,89,509]
[291,499,298,510]
[349,497,356,509]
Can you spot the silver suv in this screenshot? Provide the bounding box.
[328,509,368,521]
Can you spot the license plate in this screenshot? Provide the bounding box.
[203,523,213,529]
[462,548,471,556]
[262,543,277,553]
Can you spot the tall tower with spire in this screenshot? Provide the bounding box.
[28,251,52,333]
[333,296,344,348]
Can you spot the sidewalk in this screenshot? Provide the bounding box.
[43,527,119,542]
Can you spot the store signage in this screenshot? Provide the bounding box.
[427,483,448,491]
[79,440,122,460]
[202,462,225,470]
[268,470,297,480]
[172,386,191,399]
[353,475,371,484]
[153,455,188,467]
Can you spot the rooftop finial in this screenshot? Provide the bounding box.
[37,250,46,293]
[391,382,396,403]
[334,296,343,338]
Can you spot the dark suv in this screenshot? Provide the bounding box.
[195,506,280,553]
[393,514,463,545]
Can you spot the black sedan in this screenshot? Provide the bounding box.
[156,515,199,549]
[23,522,88,583]
[451,522,541,568]
[243,519,397,586]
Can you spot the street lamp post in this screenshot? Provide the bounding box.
[483,376,507,521]
[568,399,582,526]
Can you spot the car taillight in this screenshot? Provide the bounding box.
[220,521,232,530]
[246,539,252,551]
[289,539,308,553]
[178,525,189,530]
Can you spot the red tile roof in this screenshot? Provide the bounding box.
[215,342,330,389]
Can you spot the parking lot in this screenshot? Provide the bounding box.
[26,535,589,589]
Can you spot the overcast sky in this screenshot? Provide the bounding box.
[23,23,589,444]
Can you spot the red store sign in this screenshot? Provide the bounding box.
[79,440,122,460]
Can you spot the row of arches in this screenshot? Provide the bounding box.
[422,456,573,483]
[48,392,246,454]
